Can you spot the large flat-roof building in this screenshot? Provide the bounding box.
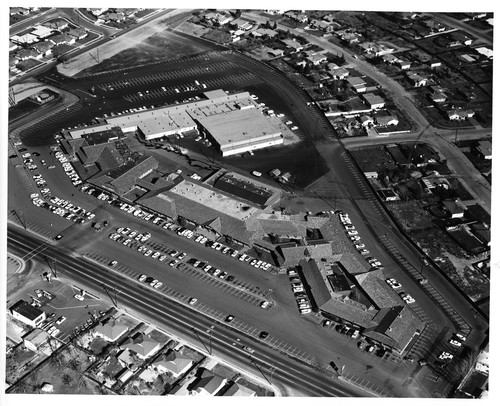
[197,108,283,156]
[71,90,284,156]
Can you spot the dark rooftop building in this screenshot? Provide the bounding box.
[300,259,425,353]
[91,155,159,195]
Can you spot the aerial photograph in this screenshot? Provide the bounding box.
[4,2,493,402]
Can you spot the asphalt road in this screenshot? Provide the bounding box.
[7,10,489,398]
[8,225,368,397]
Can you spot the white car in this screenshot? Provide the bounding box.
[439,351,453,360]
[189,297,198,305]
[386,278,402,289]
[400,292,415,304]
[260,301,270,309]
[300,308,312,314]
[455,333,466,342]
[56,316,66,325]
[449,339,462,347]
[138,274,147,282]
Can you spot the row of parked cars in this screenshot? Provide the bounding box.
[439,332,467,362]
[288,269,312,314]
[31,195,95,225]
[31,173,51,199]
[55,152,82,186]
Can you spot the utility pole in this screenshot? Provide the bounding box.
[101,284,118,307]
[248,356,272,385]
[44,256,58,278]
[191,327,212,355]
[11,209,26,230]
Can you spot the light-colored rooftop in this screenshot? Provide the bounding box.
[169,180,260,221]
[197,108,282,148]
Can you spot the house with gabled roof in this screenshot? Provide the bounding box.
[33,41,53,57]
[120,332,161,360]
[151,350,193,378]
[281,38,303,52]
[190,369,227,396]
[223,382,256,396]
[93,318,129,342]
[68,27,88,40]
[49,33,76,46]
[346,76,367,93]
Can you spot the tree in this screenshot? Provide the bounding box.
[273,21,277,30]
[62,373,74,387]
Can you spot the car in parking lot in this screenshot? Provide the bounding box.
[56,316,66,325]
[260,301,270,309]
[225,315,234,322]
[449,339,462,347]
[439,351,453,360]
[400,292,415,304]
[138,274,147,282]
[150,279,159,287]
[455,333,466,342]
[386,278,402,289]
[259,331,269,339]
[154,281,163,289]
[300,308,312,314]
[242,346,254,353]
[189,297,198,305]
[219,271,228,279]
[108,260,118,267]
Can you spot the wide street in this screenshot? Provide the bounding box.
[7,9,490,398]
[8,225,370,397]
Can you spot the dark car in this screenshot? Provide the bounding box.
[9,154,17,159]
[226,275,235,282]
[32,152,41,156]
[18,148,27,152]
[259,331,269,339]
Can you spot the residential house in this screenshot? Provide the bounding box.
[223,382,257,396]
[447,108,474,121]
[346,76,367,93]
[87,7,108,16]
[23,328,52,355]
[93,318,129,342]
[268,48,284,58]
[427,60,442,68]
[10,6,30,15]
[406,71,427,87]
[329,67,349,80]
[120,332,161,359]
[475,140,492,160]
[68,27,88,40]
[10,33,39,45]
[43,19,69,31]
[151,350,193,378]
[375,113,398,127]
[363,93,385,110]
[339,31,360,44]
[30,25,54,39]
[10,300,46,328]
[17,48,40,60]
[359,115,374,127]
[429,86,447,103]
[442,199,466,219]
[102,12,126,23]
[281,38,303,52]
[397,58,411,70]
[250,28,277,38]
[190,369,227,396]
[377,188,399,201]
[34,41,53,57]
[9,41,19,52]
[306,53,327,65]
[230,18,254,31]
[204,11,233,26]
[49,33,76,46]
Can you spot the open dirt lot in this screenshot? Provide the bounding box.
[57,9,192,77]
